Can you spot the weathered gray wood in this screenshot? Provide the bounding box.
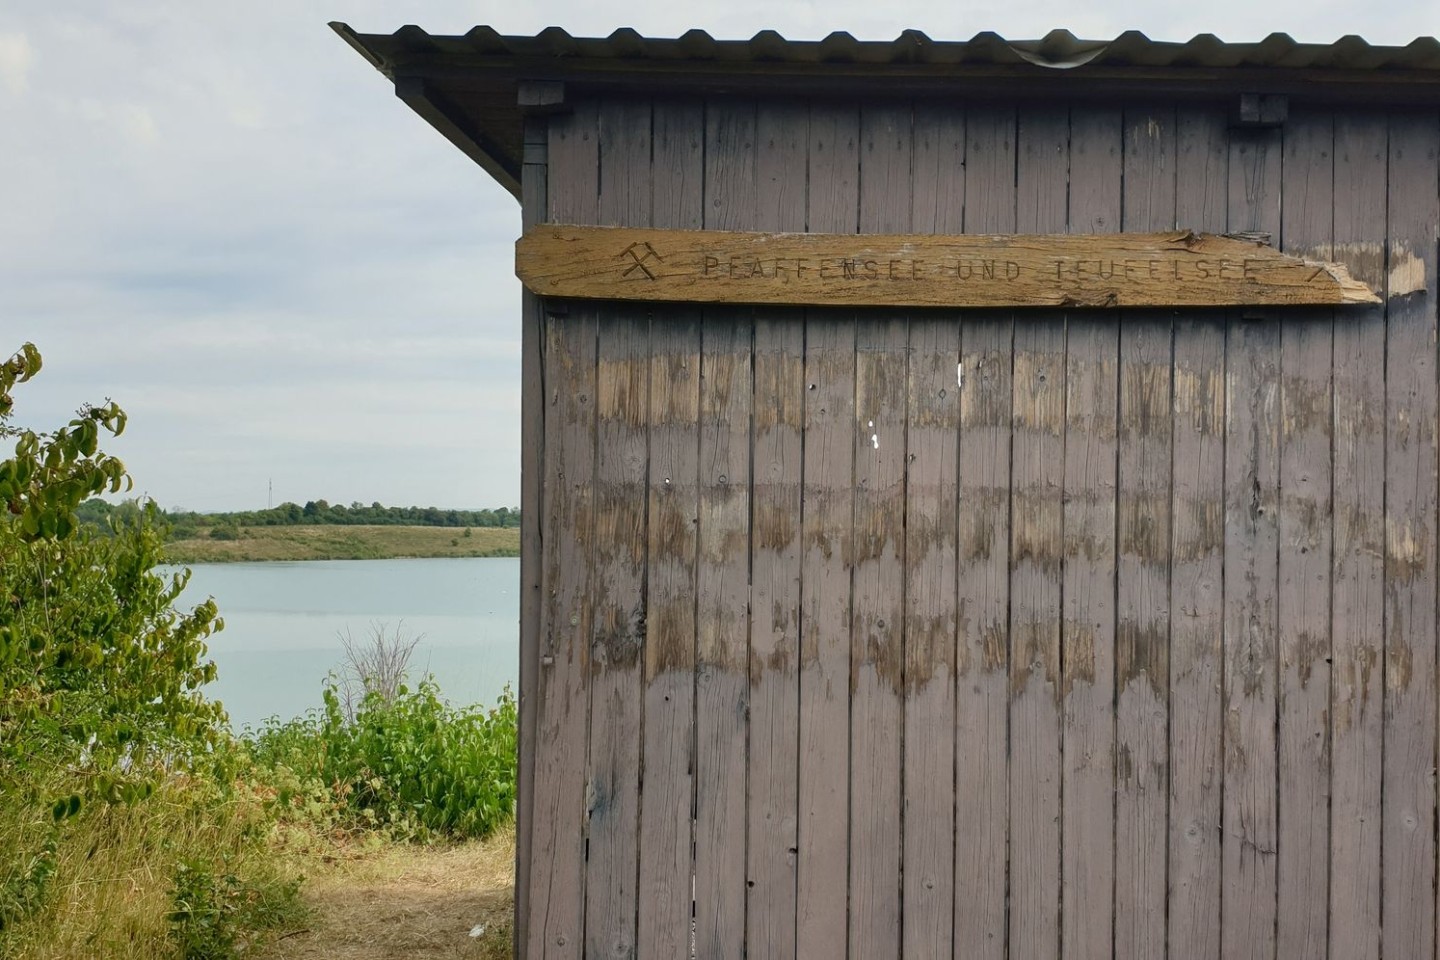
[848,102,908,960]
[637,311,700,960]
[848,319,906,957]
[693,311,751,960]
[746,100,807,960]
[953,102,1013,960]
[515,91,1440,960]
[1008,103,1066,960]
[795,314,855,958]
[527,101,598,960]
[636,97,702,960]
[901,100,962,960]
[1382,109,1438,960]
[1327,111,1386,960]
[584,98,651,960]
[586,311,648,959]
[1222,124,1282,960]
[1275,107,1332,960]
[1061,103,1120,960]
[1168,103,1228,960]
[910,102,966,234]
[795,101,858,960]
[901,313,959,960]
[1115,103,1173,960]
[693,97,755,960]
[516,112,548,960]
[517,79,566,112]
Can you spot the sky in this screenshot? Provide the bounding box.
[4,2,1439,512]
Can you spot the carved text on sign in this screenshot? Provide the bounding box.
[700,254,1323,284]
[516,225,1382,308]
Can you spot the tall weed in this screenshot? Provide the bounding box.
[333,621,423,722]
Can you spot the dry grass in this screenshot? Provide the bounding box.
[1,782,515,960]
[256,825,516,960]
[164,525,519,564]
[1,782,302,960]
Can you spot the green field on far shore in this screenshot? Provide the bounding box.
[164,524,519,563]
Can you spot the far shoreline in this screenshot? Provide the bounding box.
[164,524,519,564]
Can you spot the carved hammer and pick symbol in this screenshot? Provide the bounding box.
[619,241,663,280]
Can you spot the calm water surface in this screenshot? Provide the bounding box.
[180,558,518,731]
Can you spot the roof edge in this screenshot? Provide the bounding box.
[331,22,522,199]
[332,24,1440,201]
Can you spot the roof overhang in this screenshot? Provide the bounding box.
[332,24,1440,201]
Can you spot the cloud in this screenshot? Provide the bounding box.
[7,0,1440,512]
[0,32,33,95]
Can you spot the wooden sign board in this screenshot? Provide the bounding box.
[516,225,1381,309]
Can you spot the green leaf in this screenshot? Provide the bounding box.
[50,793,80,821]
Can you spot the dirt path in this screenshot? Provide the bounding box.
[257,830,515,960]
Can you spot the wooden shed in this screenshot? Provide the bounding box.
[336,25,1440,959]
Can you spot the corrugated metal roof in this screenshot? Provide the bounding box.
[331,24,1440,199]
[336,25,1440,73]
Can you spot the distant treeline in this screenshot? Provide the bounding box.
[76,498,522,536]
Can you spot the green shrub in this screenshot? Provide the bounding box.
[168,858,303,960]
[248,682,517,842]
[0,834,57,935]
[0,344,262,957]
[0,343,226,789]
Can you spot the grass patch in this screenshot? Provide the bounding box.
[0,774,306,960]
[254,826,514,960]
[164,525,519,563]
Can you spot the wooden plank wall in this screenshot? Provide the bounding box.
[636,97,701,960]
[520,97,1440,958]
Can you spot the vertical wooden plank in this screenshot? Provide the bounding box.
[586,313,648,960]
[902,101,962,960]
[747,101,807,960]
[795,100,858,960]
[1327,111,1386,960]
[637,97,703,960]
[528,100,599,960]
[849,102,908,960]
[1116,103,1174,960]
[1276,107,1333,960]
[1009,103,1067,960]
[1061,103,1120,960]
[1168,103,1228,960]
[1222,123,1282,960]
[516,112,548,960]
[901,323,958,955]
[584,98,651,960]
[1383,109,1438,960]
[954,102,1014,960]
[694,97,755,960]
[694,313,751,960]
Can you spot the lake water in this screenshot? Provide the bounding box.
[180,557,519,732]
